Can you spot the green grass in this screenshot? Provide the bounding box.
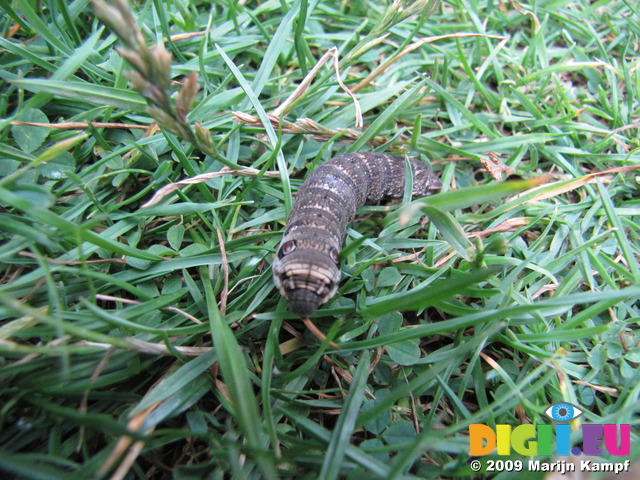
[1,0,639,479]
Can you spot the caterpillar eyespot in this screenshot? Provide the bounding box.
[329,247,340,265]
[278,239,297,258]
[272,152,441,317]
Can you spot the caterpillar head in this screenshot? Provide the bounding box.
[272,235,341,317]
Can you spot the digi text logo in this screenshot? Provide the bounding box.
[469,402,631,456]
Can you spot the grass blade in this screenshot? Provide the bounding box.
[204,268,277,479]
[319,350,371,480]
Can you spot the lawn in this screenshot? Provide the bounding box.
[0,0,639,478]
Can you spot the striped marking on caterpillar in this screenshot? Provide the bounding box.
[273,152,441,316]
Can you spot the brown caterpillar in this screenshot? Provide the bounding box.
[272,152,441,317]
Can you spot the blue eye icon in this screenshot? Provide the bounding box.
[544,402,583,422]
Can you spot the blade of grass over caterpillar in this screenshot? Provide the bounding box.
[388,177,549,227]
